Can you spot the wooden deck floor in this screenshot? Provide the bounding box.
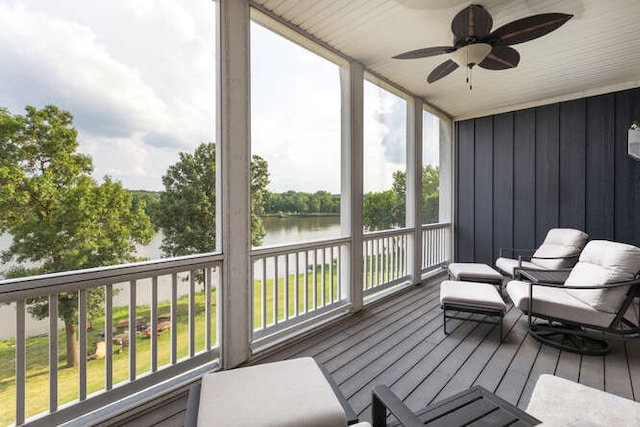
[122,281,640,426]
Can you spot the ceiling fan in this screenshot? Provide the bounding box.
[393,4,573,86]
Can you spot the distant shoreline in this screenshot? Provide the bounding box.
[262,213,339,218]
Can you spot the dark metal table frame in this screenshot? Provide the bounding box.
[372,384,540,426]
[515,268,571,284]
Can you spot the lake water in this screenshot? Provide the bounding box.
[0,216,340,339]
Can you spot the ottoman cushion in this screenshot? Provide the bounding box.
[526,374,640,426]
[198,357,347,427]
[448,263,503,282]
[440,280,506,312]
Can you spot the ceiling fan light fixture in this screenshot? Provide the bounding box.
[451,43,492,67]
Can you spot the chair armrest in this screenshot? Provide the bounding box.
[184,383,201,427]
[531,252,581,261]
[372,385,423,427]
[526,276,640,290]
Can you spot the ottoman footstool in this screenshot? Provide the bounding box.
[440,280,507,340]
[185,357,361,426]
[448,262,504,292]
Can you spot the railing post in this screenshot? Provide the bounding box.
[408,96,423,283]
[218,0,252,368]
[342,60,364,311]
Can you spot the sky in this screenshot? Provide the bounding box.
[0,0,439,194]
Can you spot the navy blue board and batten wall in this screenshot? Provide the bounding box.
[455,87,640,264]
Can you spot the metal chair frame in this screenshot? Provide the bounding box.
[519,274,640,355]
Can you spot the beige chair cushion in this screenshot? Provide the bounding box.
[198,357,348,427]
[495,257,543,277]
[506,280,615,327]
[440,280,506,312]
[448,263,503,282]
[531,228,588,269]
[526,374,640,426]
[565,240,640,313]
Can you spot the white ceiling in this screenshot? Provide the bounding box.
[251,0,640,119]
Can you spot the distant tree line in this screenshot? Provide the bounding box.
[264,190,340,215]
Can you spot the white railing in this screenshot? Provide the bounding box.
[0,254,221,427]
[421,222,452,272]
[251,238,350,342]
[362,228,412,297]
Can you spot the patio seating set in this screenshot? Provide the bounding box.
[442,228,640,356]
[184,358,640,426]
[183,228,640,426]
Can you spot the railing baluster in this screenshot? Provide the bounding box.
[171,273,177,365]
[129,280,136,381]
[385,237,390,283]
[338,245,342,300]
[49,294,58,412]
[106,285,113,390]
[329,246,334,303]
[304,251,309,313]
[273,255,279,324]
[151,276,158,371]
[79,289,87,400]
[312,250,318,310]
[189,271,195,357]
[363,240,369,291]
[294,252,299,317]
[16,299,26,426]
[320,248,325,306]
[205,268,212,350]
[261,258,267,329]
[372,239,377,287]
[284,253,289,320]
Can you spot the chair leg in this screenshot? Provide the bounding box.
[443,308,448,334]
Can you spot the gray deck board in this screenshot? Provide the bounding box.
[129,282,640,426]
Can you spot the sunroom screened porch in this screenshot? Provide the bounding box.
[2,0,640,426]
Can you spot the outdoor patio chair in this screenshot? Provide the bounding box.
[184,357,368,427]
[370,374,640,426]
[495,228,588,277]
[506,240,640,355]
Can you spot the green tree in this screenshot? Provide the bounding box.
[130,190,161,224]
[0,105,154,367]
[363,165,439,231]
[421,165,440,224]
[156,143,270,256]
[363,190,399,231]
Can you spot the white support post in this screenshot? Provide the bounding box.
[407,97,423,283]
[439,117,454,261]
[341,61,364,312]
[218,0,252,368]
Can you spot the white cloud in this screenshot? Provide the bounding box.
[0,0,216,190]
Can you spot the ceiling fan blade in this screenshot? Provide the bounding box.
[491,13,573,45]
[478,46,520,70]
[392,46,456,59]
[427,59,459,83]
[451,4,493,43]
